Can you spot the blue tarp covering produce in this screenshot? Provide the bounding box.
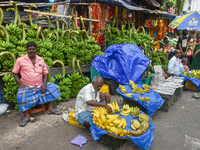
[179,74,200,91]
[92,44,150,85]
[116,84,165,116]
[90,108,155,150]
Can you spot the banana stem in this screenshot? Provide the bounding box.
[71,36,78,44]
[17,14,21,24]
[0,8,4,25]
[0,30,4,36]
[0,25,9,42]
[72,57,76,74]
[38,14,50,32]
[155,41,165,53]
[28,4,37,28]
[106,28,112,41]
[36,26,42,40]
[142,42,147,56]
[40,31,44,41]
[49,31,59,47]
[0,51,16,66]
[52,60,65,76]
[81,30,89,40]
[61,29,70,45]
[59,20,68,30]
[19,23,26,40]
[54,21,59,30]
[122,25,125,37]
[129,29,132,41]
[137,26,145,34]
[80,16,85,30]
[72,15,76,30]
[76,59,82,76]
[44,29,48,40]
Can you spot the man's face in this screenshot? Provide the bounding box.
[27,46,37,56]
[176,51,181,58]
[92,82,103,92]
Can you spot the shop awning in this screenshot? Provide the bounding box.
[102,0,147,11]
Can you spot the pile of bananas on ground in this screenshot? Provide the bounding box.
[130,113,150,137]
[143,84,150,92]
[120,104,132,116]
[92,106,129,136]
[119,85,127,93]
[182,70,200,79]
[92,104,150,137]
[129,80,145,95]
[138,96,150,102]
[125,93,133,97]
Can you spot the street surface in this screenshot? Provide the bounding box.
[0,90,200,150]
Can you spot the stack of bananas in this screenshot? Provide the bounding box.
[131,107,140,118]
[182,70,200,79]
[138,96,150,102]
[129,80,145,94]
[143,84,150,92]
[119,85,127,93]
[120,104,132,116]
[129,80,137,89]
[107,102,120,113]
[92,109,129,136]
[125,93,133,97]
[129,113,150,137]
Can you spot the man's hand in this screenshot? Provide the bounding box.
[40,84,47,94]
[19,83,26,89]
[100,92,105,100]
[105,105,112,113]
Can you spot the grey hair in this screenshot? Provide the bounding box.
[92,76,104,83]
[182,58,188,63]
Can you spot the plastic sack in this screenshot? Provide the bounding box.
[0,103,9,115]
[179,74,200,91]
[90,108,155,150]
[92,44,150,85]
[116,84,164,116]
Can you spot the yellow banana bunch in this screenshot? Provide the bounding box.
[93,107,108,115]
[143,84,150,92]
[131,120,141,130]
[132,87,145,94]
[138,96,150,102]
[119,85,127,93]
[107,102,120,113]
[120,104,131,116]
[139,113,149,122]
[129,80,137,89]
[131,107,140,118]
[125,93,132,97]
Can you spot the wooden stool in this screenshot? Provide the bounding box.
[28,104,46,117]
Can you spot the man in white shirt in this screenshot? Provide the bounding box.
[168,50,181,76]
[74,76,112,128]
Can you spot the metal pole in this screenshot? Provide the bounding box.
[88,5,92,36]
[104,3,107,51]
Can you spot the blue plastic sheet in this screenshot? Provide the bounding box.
[92,44,150,85]
[116,84,164,116]
[179,74,200,91]
[90,108,155,150]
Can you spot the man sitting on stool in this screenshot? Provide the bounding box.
[74,76,112,140]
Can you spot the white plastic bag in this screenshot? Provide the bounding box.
[0,103,9,115]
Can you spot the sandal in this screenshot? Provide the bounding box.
[47,110,62,115]
[19,120,30,127]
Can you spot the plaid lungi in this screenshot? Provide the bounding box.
[17,82,61,112]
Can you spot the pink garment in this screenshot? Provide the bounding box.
[12,54,48,88]
[184,65,189,72]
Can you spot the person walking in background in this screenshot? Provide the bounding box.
[176,29,189,56]
[187,31,196,66]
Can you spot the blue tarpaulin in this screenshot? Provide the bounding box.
[92,44,150,85]
[179,74,200,91]
[116,84,165,116]
[90,108,155,150]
